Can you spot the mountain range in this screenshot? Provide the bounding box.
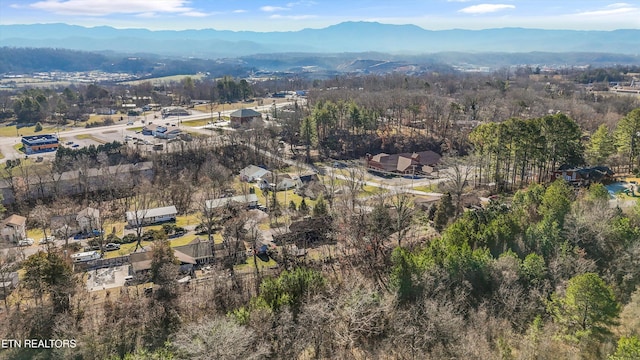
[1,22,639,58]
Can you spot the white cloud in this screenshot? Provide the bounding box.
[27,0,195,16]
[181,11,209,18]
[233,9,247,14]
[575,3,639,17]
[447,0,472,2]
[459,4,515,14]
[260,6,289,12]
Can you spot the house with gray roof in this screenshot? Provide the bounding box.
[230,108,262,127]
[239,165,272,182]
[126,205,177,227]
[206,194,259,211]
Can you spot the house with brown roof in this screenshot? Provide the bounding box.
[173,237,214,265]
[365,150,441,175]
[129,247,197,274]
[1,214,26,243]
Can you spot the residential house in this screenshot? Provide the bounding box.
[76,207,100,232]
[0,272,19,299]
[552,165,614,185]
[126,205,177,227]
[52,207,100,237]
[273,216,333,248]
[129,248,196,274]
[239,165,272,182]
[229,108,262,127]
[206,194,259,211]
[366,150,441,175]
[0,214,26,243]
[257,173,300,191]
[294,173,325,199]
[173,237,214,265]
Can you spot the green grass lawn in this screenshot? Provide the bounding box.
[181,119,212,127]
[74,134,107,144]
[0,124,58,137]
[127,126,144,132]
[103,240,152,259]
[236,256,278,273]
[252,186,318,208]
[176,213,201,228]
[358,185,388,198]
[413,184,438,193]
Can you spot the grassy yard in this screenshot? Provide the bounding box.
[236,256,278,273]
[176,213,200,228]
[0,159,52,179]
[127,126,144,132]
[359,185,388,198]
[181,119,212,127]
[413,184,438,193]
[0,124,58,137]
[252,186,318,208]
[103,241,152,259]
[74,134,107,144]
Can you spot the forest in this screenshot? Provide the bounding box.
[0,66,640,359]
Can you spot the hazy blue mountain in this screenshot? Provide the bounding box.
[1,22,638,57]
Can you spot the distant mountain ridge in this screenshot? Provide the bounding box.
[1,22,638,57]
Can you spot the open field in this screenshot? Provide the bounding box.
[0,124,58,137]
[181,119,211,127]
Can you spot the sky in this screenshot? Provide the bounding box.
[2,0,639,31]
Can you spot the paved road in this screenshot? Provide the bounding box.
[0,100,299,160]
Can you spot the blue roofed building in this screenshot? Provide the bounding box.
[21,134,59,154]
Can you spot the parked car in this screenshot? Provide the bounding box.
[39,236,55,244]
[73,229,104,240]
[18,238,34,246]
[103,243,121,251]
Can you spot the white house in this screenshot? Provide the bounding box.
[239,165,272,182]
[76,207,100,232]
[126,205,178,227]
[1,214,26,243]
[205,194,259,210]
[257,173,302,191]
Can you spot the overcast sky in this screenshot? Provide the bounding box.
[2,0,639,31]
